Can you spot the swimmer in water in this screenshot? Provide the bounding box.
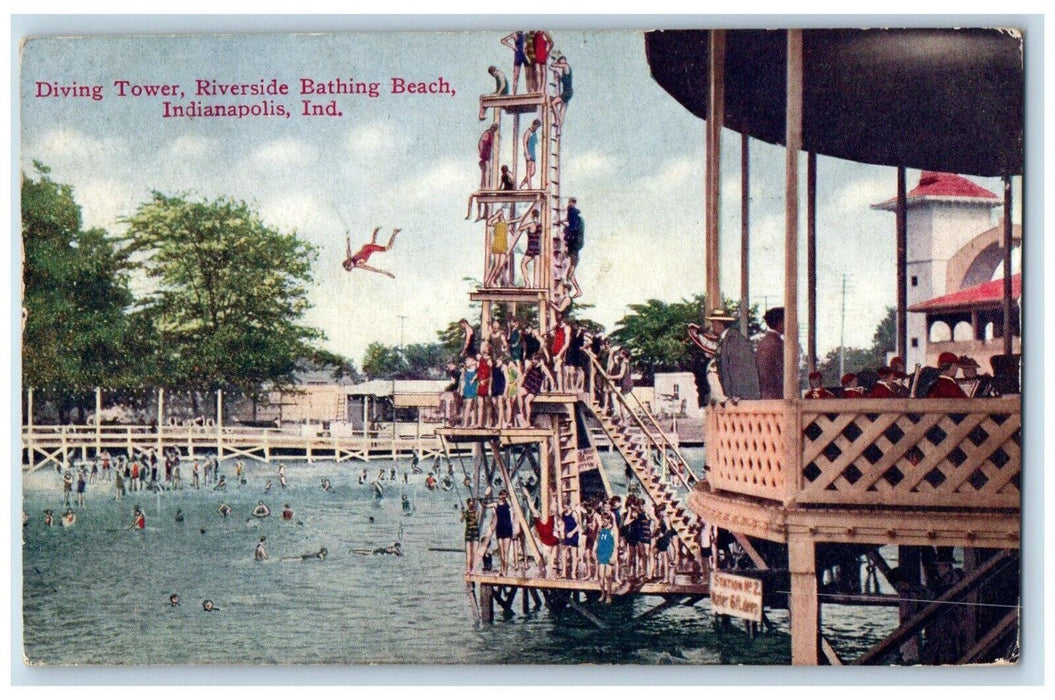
[174,508,184,523]
[252,501,271,518]
[202,599,220,612]
[402,495,412,513]
[43,509,54,527]
[321,478,332,492]
[282,504,294,521]
[61,508,76,528]
[359,470,367,485]
[283,547,328,562]
[128,506,145,530]
[350,542,402,556]
[217,502,232,518]
[254,536,269,561]
[264,479,273,494]
[213,475,227,491]
[169,593,180,607]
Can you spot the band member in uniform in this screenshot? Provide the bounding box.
[868,366,898,398]
[840,373,866,398]
[926,352,968,399]
[803,371,835,399]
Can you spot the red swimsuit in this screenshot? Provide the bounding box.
[352,243,385,265]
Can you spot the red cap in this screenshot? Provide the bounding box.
[890,356,905,367]
[937,351,960,367]
[808,371,822,380]
[840,373,857,385]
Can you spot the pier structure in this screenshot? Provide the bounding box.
[646,29,1023,664]
[21,387,457,470]
[441,35,712,627]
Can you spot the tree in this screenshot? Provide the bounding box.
[361,342,408,379]
[609,295,762,383]
[815,307,896,384]
[22,163,135,421]
[123,193,323,403]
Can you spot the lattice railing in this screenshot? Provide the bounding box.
[706,401,794,502]
[706,398,1021,510]
[797,398,1020,508]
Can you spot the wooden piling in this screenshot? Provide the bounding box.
[481,583,495,623]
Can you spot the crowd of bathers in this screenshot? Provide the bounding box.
[463,488,709,602]
[443,315,637,430]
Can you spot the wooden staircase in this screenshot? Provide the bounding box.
[583,357,703,558]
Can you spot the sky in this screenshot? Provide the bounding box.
[18,28,1022,368]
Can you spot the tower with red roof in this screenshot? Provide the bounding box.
[871,171,1010,369]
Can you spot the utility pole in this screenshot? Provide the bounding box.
[839,274,847,378]
[397,315,408,351]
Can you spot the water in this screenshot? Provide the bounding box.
[20,452,896,665]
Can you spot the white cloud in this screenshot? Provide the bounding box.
[564,149,618,182]
[75,178,141,230]
[248,138,318,168]
[344,122,401,158]
[168,134,213,159]
[32,127,126,164]
[832,177,891,214]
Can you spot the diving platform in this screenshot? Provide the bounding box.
[480,91,548,114]
[469,188,547,205]
[469,287,547,304]
[436,426,553,443]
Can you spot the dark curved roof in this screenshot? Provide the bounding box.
[645,29,1023,177]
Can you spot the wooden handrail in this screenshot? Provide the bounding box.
[586,354,697,490]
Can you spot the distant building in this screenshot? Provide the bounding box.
[872,171,1021,370]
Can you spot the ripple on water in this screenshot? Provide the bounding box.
[22,455,896,664]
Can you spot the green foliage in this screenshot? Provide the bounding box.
[21,163,135,416]
[362,341,449,380]
[815,307,897,384]
[123,192,323,398]
[609,295,762,382]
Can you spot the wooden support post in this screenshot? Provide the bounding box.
[783,28,803,400]
[788,533,819,665]
[481,583,495,623]
[157,388,165,457]
[705,29,725,312]
[1002,175,1014,356]
[522,587,530,615]
[95,387,102,458]
[216,390,224,464]
[539,437,550,521]
[963,547,979,650]
[740,128,750,337]
[806,151,817,372]
[26,388,34,468]
[897,166,908,361]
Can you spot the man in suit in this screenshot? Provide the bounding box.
[707,309,760,401]
[754,307,785,399]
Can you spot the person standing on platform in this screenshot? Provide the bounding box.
[515,208,542,288]
[520,119,541,189]
[926,352,968,399]
[458,318,478,360]
[461,497,481,573]
[483,490,515,577]
[483,208,511,288]
[530,31,553,95]
[803,371,835,399]
[754,307,785,399]
[500,31,527,94]
[477,123,498,194]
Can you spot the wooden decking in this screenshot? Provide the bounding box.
[466,571,709,597]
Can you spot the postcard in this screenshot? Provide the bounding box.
[18,25,1023,667]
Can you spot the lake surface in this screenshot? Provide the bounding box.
[21,450,897,665]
